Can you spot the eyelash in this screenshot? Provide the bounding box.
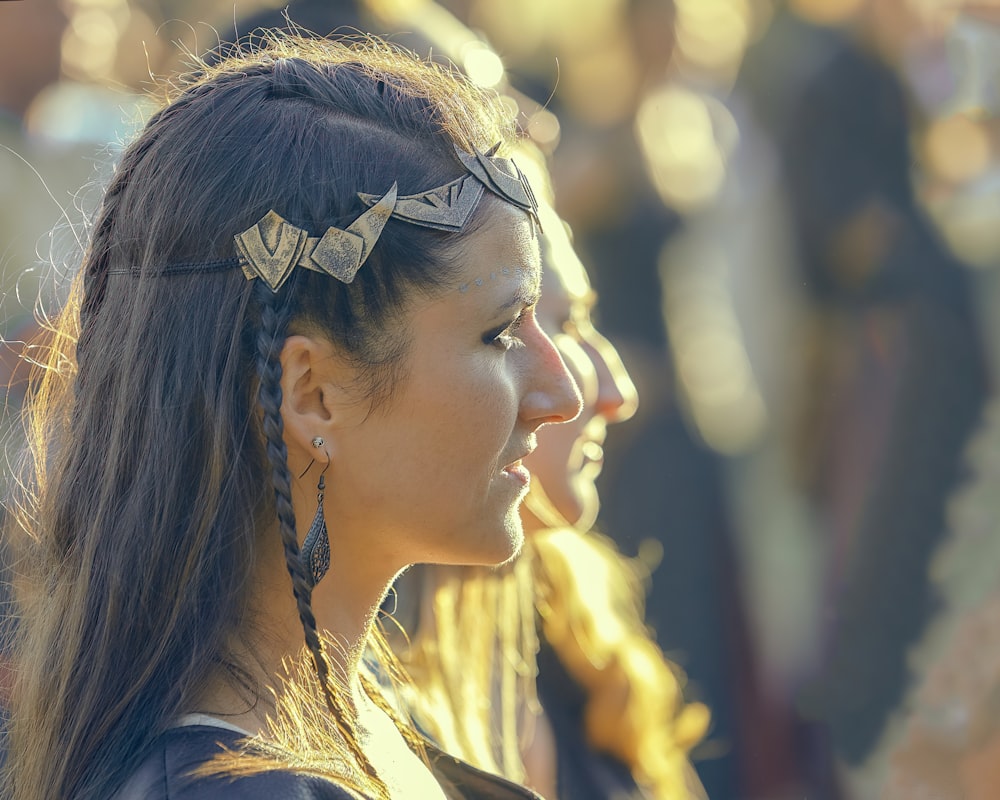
[485,310,528,351]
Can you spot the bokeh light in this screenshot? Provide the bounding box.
[525,107,561,148]
[674,0,752,77]
[62,2,126,83]
[559,26,640,127]
[635,85,738,211]
[923,113,993,184]
[461,40,504,87]
[660,240,767,455]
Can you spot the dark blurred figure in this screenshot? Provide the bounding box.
[736,7,990,790]
[210,0,442,73]
[582,194,751,799]
[214,0,370,50]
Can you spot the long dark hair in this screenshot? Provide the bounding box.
[3,36,514,800]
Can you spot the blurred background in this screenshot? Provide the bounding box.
[3,0,1000,797]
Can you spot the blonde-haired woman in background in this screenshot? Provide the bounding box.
[399,149,710,800]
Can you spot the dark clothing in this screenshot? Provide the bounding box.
[113,725,542,800]
[535,639,646,800]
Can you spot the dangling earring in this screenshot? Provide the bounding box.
[301,436,331,587]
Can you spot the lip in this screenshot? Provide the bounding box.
[501,446,535,486]
[501,460,531,486]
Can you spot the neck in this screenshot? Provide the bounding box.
[311,553,398,696]
[194,530,401,734]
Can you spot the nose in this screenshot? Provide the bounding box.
[519,315,583,426]
[581,329,638,424]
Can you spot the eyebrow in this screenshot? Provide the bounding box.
[495,283,541,317]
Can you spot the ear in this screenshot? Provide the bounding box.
[278,334,346,462]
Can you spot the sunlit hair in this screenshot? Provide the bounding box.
[525,488,711,798]
[2,33,515,800]
[403,146,711,799]
[406,488,710,799]
[401,559,539,781]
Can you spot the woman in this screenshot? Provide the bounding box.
[1,36,580,800]
[402,153,709,800]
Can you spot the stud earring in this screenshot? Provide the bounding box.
[301,438,331,587]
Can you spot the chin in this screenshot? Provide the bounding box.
[550,480,600,531]
[491,514,525,565]
[451,514,524,567]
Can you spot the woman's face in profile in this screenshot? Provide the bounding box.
[524,208,638,530]
[310,200,580,570]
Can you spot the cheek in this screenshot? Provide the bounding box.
[428,360,518,467]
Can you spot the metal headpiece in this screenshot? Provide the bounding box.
[235,185,398,292]
[357,144,540,233]
[112,145,538,291]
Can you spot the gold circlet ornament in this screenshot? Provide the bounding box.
[228,145,539,293]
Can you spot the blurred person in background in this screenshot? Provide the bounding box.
[400,152,710,800]
[856,8,1000,797]
[745,3,987,784]
[656,2,992,797]
[447,2,758,795]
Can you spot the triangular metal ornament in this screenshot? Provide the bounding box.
[358,175,485,232]
[345,182,397,263]
[303,228,366,283]
[234,210,309,292]
[303,184,398,283]
[454,145,541,229]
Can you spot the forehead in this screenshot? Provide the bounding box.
[401,202,540,346]
[451,200,541,294]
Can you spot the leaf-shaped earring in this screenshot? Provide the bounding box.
[302,437,331,587]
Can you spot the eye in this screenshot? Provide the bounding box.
[484,308,529,351]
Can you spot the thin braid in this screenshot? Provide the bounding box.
[79,121,163,362]
[253,281,324,671]
[78,173,126,357]
[251,279,386,795]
